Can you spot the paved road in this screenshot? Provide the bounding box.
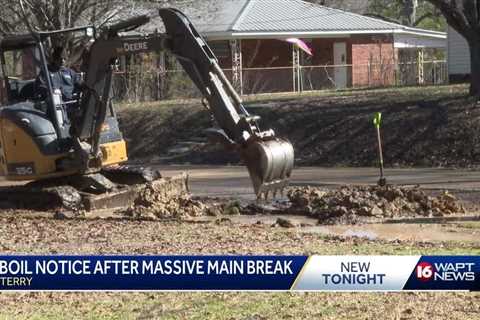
[3,166,480,199]
[156,166,480,199]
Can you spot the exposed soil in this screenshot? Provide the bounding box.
[287,185,466,224]
[118,85,480,168]
[122,188,218,219]
[114,180,468,226]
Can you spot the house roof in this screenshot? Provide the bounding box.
[318,0,369,14]
[135,0,445,41]
[132,0,247,34]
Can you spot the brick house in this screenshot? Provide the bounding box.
[160,0,446,94]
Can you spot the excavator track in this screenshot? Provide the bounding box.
[101,165,162,185]
[0,167,188,212]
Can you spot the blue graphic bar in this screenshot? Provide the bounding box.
[0,255,478,291]
[0,256,307,290]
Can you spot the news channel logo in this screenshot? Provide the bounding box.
[415,261,475,282]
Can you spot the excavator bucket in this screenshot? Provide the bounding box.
[159,8,295,199]
[242,138,294,199]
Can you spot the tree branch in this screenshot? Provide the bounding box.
[413,12,434,26]
[18,0,35,32]
[364,13,402,25]
[427,0,471,36]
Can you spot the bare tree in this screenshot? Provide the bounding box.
[0,0,133,62]
[427,0,480,96]
[403,0,419,25]
[0,0,130,33]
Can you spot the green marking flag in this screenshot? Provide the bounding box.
[373,112,382,128]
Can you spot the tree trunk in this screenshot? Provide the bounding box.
[468,38,480,97]
[402,0,418,26]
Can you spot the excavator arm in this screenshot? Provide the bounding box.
[75,8,294,198]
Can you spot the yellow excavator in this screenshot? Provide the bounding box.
[0,8,294,210]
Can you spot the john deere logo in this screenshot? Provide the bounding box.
[123,42,148,52]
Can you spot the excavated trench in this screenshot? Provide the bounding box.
[118,184,468,222]
[95,183,477,242]
[1,173,478,243]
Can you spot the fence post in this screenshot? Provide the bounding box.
[292,46,300,93]
[298,50,302,93]
[417,49,425,85]
[230,39,243,95]
[394,62,398,86]
[367,60,372,87]
[299,65,304,92]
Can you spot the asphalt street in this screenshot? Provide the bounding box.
[155,166,480,199]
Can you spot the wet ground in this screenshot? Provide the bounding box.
[181,214,479,243]
[131,165,480,244]
[2,166,480,244]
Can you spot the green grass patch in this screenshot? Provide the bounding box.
[454,221,480,230]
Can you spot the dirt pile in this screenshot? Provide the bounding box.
[288,185,465,224]
[124,194,206,220]
[121,178,211,219]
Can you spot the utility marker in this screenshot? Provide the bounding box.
[373,112,387,187]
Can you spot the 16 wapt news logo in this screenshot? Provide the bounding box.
[416,261,475,282]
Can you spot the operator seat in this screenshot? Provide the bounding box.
[18,80,36,100]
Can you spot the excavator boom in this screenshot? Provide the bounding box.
[73,8,294,198]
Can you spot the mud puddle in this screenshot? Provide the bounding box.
[191,214,480,243]
[300,221,480,243]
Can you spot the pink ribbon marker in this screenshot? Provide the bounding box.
[285,38,313,56]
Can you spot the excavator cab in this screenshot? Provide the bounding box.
[0,26,127,182]
[0,32,75,180]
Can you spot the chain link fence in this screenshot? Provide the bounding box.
[111,60,447,102]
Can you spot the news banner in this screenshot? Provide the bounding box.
[0,256,478,291]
